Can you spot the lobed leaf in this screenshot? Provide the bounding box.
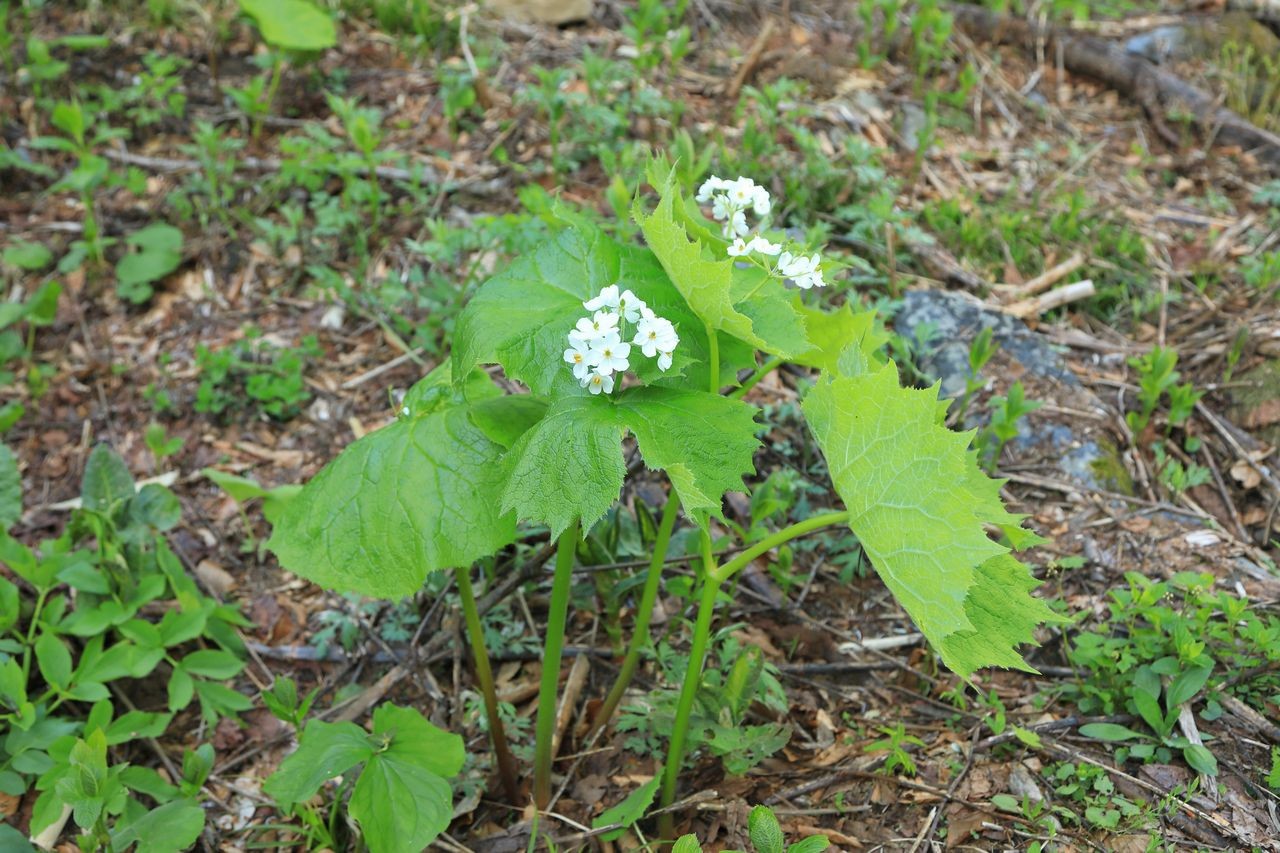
[502,388,758,536]
[268,397,535,598]
[803,363,1054,676]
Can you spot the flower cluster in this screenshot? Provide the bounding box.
[696,174,826,290]
[697,175,771,239]
[564,285,679,395]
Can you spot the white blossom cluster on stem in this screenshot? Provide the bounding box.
[696,174,827,290]
[564,285,679,394]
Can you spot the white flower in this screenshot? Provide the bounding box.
[563,338,593,381]
[751,186,771,216]
[727,237,751,257]
[656,351,673,371]
[588,333,631,376]
[711,194,733,222]
[584,369,615,395]
[616,289,646,323]
[747,235,782,256]
[583,284,620,312]
[727,209,749,238]
[696,175,729,203]
[778,251,825,289]
[633,315,679,358]
[729,177,758,208]
[573,310,620,342]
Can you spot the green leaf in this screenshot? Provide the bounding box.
[502,395,626,538]
[350,753,455,853]
[131,484,181,530]
[238,0,336,51]
[82,445,135,511]
[792,304,887,377]
[803,363,1053,677]
[347,706,462,853]
[936,554,1064,675]
[26,281,62,327]
[1166,664,1213,708]
[268,402,519,598]
[0,824,35,852]
[614,387,758,527]
[453,222,744,396]
[371,704,465,778]
[1183,744,1218,776]
[787,836,831,853]
[202,468,300,525]
[634,168,754,346]
[179,649,244,679]
[104,711,173,746]
[748,805,785,853]
[110,798,205,853]
[263,720,373,803]
[1079,723,1148,742]
[591,773,661,841]
[35,633,72,690]
[0,444,20,529]
[3,240,53,271]
[673,836,704,853]
[504,387,758,536]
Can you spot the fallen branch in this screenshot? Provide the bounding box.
[950,3,1280,170]
[1006,279,1095,318]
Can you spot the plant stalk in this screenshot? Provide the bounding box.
[533,519,580,809]
[705,321,720,394]
[454,565,521,805]
[731,355,785,400]
[587,495,680,738]
[656,509,850,836]
[658,529,721,839]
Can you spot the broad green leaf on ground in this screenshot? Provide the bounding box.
[502,396,627,539]
[804,363,1048,676]
[503,388,758,536]
[202,469,301,526]
[635,165,810,359]
[116,224,183,303]
[238,0,336,50]
[0,444,20,530]
[268,401,526,598]
[614,387,758,527]
[81,446,135,512]
[262,720,373,803]
[792,304,888,377]
[110,799,205,853]
[748,805,785,853]
[2,240,53,271]
[592,772,662,841]
[348,705,464,853]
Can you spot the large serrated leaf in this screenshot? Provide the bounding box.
[502,388,758,537]
[268,400,530,598]
[804,363,1052,676]
[614,387,758,528]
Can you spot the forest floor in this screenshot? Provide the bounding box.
[3,0,1280,850]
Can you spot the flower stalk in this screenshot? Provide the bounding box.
[533,519,581,809]
[454,565,521,804]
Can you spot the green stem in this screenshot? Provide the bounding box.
[711,510,850,585]
[587,495,680,738]
[533,519,580,809]
[657,509,850,836]
[706,322,720,394]
[254,55,283,140]
[455,565,521,805]
[731,356,785,400]
[657,530,721,839]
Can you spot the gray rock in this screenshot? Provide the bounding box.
[895,289,1079,397]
